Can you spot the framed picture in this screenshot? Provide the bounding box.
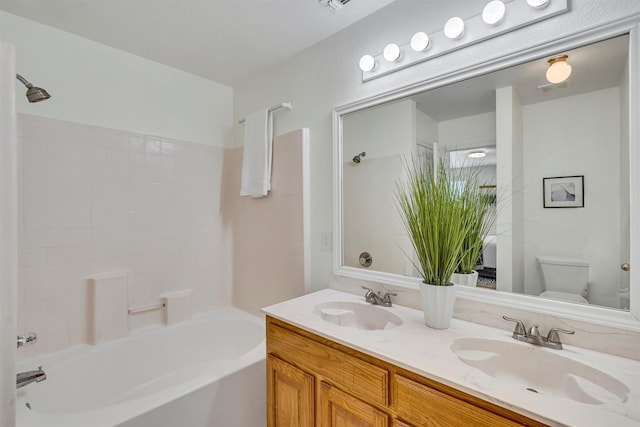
[543,175,584,208]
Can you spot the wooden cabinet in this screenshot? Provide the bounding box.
[266,316,547,427]
[319,381,388,427]
[267,355,314,427]
[393,374,521,427]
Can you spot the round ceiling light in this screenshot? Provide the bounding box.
[444,17,465,40]
[410,32,431,52]
[482,1,506,26]
[383,43,401,62]
[468,150,487,159]
[359,55,376,72]
[546,54,572,84]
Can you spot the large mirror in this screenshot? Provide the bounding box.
[335,24,639,327]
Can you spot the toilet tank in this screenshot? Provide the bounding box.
[536,256,589,295]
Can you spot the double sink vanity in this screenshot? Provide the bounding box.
[262,12,640,427]
[263,289,639,426]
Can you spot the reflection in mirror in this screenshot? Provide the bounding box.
[341,34,630,311]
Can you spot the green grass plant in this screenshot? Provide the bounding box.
[395,157,493,285]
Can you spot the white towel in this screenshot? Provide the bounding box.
[241,109,272,197]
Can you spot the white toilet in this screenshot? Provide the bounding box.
[536,255,590,304]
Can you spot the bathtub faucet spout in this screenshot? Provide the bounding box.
[16,366,46,389]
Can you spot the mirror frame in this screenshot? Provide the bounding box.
[333,17,640,331]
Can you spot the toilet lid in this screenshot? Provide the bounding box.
[539,291,589,304]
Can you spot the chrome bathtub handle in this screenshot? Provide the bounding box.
[17,332,37,348]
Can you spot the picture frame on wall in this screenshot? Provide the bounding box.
[543,175,584,208]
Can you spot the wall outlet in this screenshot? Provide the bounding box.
[321,231,332,252]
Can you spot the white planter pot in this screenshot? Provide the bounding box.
[451,271,479,287]
[419,282,456,329]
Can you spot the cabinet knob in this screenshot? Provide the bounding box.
[621,263,630,272]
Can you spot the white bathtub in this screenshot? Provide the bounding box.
[16,307,266,427]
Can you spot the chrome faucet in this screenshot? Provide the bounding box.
[16,366,46,389]
[361,286,397,307]
[503,316,574,350]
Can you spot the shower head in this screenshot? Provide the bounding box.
[352,152,366,163]
[16,74,51,103]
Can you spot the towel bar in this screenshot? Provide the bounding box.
[238,101,292,124]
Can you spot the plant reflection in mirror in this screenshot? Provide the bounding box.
[395,156,494,285]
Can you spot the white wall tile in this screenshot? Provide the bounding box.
[23,248,47,268]
[69,228,92,245]
[23,229,49,249]
[47,229,70,247]
[129,136,145,152]
[24,211,49,230]
[17,114,231,359]
[145,137,161,154]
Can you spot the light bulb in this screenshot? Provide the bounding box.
[410,32,430,52]
[359,55,376,72]
[527,0,550,8]
[546,55,572,84]
[383,43,401,62]
[444,17,465,40]
[468,150,487,159]
[482,1,506,26]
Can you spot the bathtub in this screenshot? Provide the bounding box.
[16,307,266,427]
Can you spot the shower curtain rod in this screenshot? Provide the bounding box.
[238,101,292,124]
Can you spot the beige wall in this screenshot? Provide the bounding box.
[224,129,307,316]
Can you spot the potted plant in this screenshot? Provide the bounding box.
[395,158,488,329]
[451,174,495,288]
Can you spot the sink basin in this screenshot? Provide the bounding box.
[313,301,403,330]
[450,338,629,405]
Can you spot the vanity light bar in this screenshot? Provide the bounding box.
[360,0,568,82]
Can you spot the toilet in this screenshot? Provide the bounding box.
[536,255,590,304]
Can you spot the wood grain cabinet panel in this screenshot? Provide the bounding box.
[319,381,388,427]
[267,355,315,427]
[394,374,525,427]
[266,316,546,427]
[268,321,388,406]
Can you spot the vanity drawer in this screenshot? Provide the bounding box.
[393,375,526,427]
[267,320,389,406]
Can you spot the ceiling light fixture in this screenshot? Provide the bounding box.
[545,54,572,84]
[320,0,351,11]
[444,17,465,39]
[383,43,401,62]
[410,32,430,52]
[526,0,550,9]
[359,55,376,72]
[482,1,506,26]
[468,150,487,159]
[358,0,567,82]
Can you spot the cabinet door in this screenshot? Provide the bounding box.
[267,355,315,427]
[319,381,388,427]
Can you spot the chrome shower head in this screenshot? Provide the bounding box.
[352,152,366,163]
[16,74,51,103]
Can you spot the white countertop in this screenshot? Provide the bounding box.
[262,289,640,427]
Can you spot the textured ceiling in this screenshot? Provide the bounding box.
[0,0,394,85]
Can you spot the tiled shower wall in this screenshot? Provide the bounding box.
[17,114,232,358]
